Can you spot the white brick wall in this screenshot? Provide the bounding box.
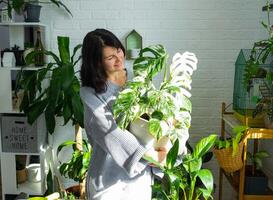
[38,0,273,196]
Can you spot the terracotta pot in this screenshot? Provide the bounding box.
[16,168,27,183]
[66,185,81,198]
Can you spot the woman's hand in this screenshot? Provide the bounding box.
[144,147,168,167]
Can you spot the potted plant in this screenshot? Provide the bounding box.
[0,0,72,22]
[244,0,273,126]
[113,44,198,154]
[213,126,248,173]
[253,96,273,128]
[17,36,85,196]
[151,134,217,200]
[244,150,270,195]
[56,138,91,199]
[16,155,27,184]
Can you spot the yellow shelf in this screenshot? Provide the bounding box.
[219,102,273,200]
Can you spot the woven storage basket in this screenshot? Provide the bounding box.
[213,141,244,173]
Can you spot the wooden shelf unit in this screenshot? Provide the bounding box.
[219,102,273,200]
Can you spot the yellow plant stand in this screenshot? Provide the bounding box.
[218,102,273,200]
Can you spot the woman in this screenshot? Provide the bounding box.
[80,29,167,200]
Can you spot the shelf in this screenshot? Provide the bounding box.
[0,22,46,27]
[223,170,273,199]
[0,152,41,156]
[17,180,44,195]
[219,102,273,200]
[0,66,46,71]
[0,18,48,200]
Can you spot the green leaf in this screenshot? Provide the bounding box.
[44,69,62,133]
[71,44,82,64]
[45,108,56,134]
[261,21,268,30]
[255,150,270,159]
[44,50,61,65]
[71,90,84,127]
[11,0,25,14]
[27,98,48,124]
[37,66,50,91]
[60,63,74,90]
[232,126,248,156]
[59,163,68,175]
[83,151,90,167]
[151,110,164,120]
[19,91,30,113]
[25,50,45,66]
[45,167,54,195]
[232,126,248,136]
[166,139,179,170]
[197,169,214,192]
[63,99,72,125]
[196,187,213,200]
[57,140,76,158]
[50,0,73,17]
[7,3,12,19]
[193,134,217,159]
[148,118,162,138]
[133,45,168,79]
[57,36,70,64]
[142,155,163,170]
[183,157,202,172]
[179,95,192,112]
[254,157,262,169]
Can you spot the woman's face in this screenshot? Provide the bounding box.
[102,46,125,77]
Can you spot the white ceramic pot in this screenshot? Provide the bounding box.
[130,48,140,59]
[2,52,15,67]
[130,118,172,150]
[130,118,155,147]
[27,163,41,182]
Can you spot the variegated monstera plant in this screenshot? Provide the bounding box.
[113,45,216,200]
[113,44,198,155]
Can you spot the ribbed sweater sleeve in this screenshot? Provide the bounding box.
[81,87,148,177]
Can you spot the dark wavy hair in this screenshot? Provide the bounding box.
[80,29,125,93]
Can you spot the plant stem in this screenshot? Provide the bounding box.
[194,193,201,200]
[182,188,187,200]
[266,0,271,38]
[163,56,168,83]
[189,177,195,200]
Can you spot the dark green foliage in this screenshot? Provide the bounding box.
[152,135,217,200]
[18,36,83,134]
[57,139,91,182]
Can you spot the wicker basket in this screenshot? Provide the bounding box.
[213,141,244,173]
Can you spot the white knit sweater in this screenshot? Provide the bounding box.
[80,81,152,200]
